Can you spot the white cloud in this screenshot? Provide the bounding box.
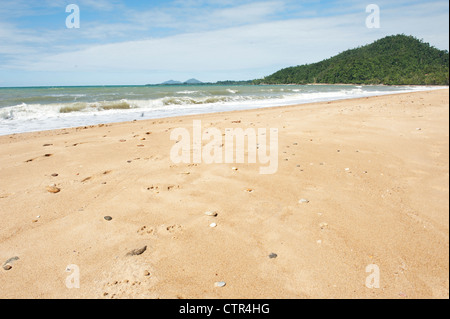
[9,14,373,73]
[0,0,448,85]
[77,0,123,11]
[7,0,447,80]
[126,0,286,33]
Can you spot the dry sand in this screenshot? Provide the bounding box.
[0,89,448,299]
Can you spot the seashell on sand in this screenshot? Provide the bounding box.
[205,211,218,217]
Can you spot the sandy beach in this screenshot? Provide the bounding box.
[0,88,448,299]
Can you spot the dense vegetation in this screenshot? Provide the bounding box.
[213,80,254,85]
[253,35,449,85]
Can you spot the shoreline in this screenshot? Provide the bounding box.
[1,87,447,138]
[0,88,448,299]
[1,83,448,89]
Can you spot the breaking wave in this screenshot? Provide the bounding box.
[0,84,443,135]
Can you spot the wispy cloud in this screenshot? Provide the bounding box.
[77,0,123,11]
[126,1,287,34]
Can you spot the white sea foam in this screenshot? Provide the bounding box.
[0,85,444,136]
[48,94,87,98]
[176,90,199,94]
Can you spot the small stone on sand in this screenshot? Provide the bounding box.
[215,281,226,288]
[127,246,147,256]
[205,211,218,217]
[319,222,328,229]
[299,199,309,204]
[3,256,19,270]
[46,186,61,193]
[4,256,19,265]
[104,216,113,221]
[269,253,278,259]
[209,223,217,228]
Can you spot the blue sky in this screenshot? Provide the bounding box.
[0,0,448,87]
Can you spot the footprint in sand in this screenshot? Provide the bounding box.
[63,142,87,148]
[157,224,184,239]
[25,153,53,163]
[137,224,182,237]
[165,224,182,234]
[80,170,113,183]
[137,225,155,236]
[100,260,155,299]
[146,184,179,193]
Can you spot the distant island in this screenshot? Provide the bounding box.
[161,78,204,85]
[253,34,449,86]
[161,80,183,85]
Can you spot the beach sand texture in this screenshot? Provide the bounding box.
[0,89,448,299]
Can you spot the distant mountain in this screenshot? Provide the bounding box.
[253,34,449,85]
[184,78,203,84]
[160,79,203,85]
[161,80,183,85]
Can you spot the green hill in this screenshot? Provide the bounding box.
[253,35,449,85]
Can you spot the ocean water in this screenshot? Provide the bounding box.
[0,84,443,136]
